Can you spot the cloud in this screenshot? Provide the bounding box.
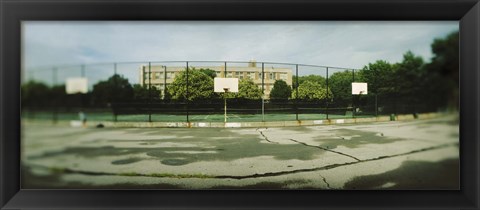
[23,21,458,84]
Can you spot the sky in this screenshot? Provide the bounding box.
[22,21,458,85]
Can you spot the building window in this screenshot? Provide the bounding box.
[227,72,233,78]
[216,71,221,77]
[269,73,274,80]
[280,73,287,81]
[247,72,254,79]
[235,72,244,79]
[144,73,151,80]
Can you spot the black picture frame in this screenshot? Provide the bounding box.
[1,0,479,209]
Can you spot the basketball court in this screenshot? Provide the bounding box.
[21,114,459,189]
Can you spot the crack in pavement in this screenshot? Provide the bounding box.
[256,128,279,144]
[254,128,363,161]
[320,174,331,189]
[288,138,361,161]
[25,142,458,181]
[215,142,458,180]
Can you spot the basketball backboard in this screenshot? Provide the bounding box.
[66,77,88,94]
[214,78,239,92]
[352,82,368,95]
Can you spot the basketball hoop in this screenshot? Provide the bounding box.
[215,78,238,123]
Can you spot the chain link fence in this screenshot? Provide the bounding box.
[22,60,444,123]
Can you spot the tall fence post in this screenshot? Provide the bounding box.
[224,62,227,77]
[374,68,378,117]
[261,62,265,122]
[27,70,35,119]
[80,64,86,111]
[295,65,299,121]
[113,63,118,122]
[352,69,355,118]
[148,62,152,122]
[163,66,167,99]
[52,67,58,124]
[326,67,329,120]
[186,61,189,122]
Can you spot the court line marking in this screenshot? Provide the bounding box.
[231,114,241,119]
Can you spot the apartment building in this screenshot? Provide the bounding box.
[139,61,292,99]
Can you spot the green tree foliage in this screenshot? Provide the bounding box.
[428,31,459,81]
[395,51,425,101]
[198,68,217,79]
[270,80,292,99]
[292,80,331,100]
[91,74,134,105]
[292,75,326,89]
[132,84,161,100]
[425,31,459,109]
[328,70,355,105]
[49,85,67,99]
[21,80,51,107]
[358,60,396,96]
[48,84,72,106]
[238,78,263,99]
[167,68,216,101]
[226,78,263,99]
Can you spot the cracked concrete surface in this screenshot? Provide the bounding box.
[287,138,361,161]
[22,115,459,189]
[256,128,279,144]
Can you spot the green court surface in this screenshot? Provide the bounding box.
[22,111,375,122]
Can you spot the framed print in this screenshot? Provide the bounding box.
[1,0,479,209]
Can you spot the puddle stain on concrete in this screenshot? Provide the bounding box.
[313,129,405,150]
[28,130,328,166]
[111,157,144,165]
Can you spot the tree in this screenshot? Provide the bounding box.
[132,84,161,101]
[358,60,396,96]
[328,70,355,105]
[167,68,216,101]
[237,78,263,99]
[226,78,263,99]
[199,68,217,79]
[395,51,425,104]
[292,80,331,100]
[91,74,134,105]
[292,75,326,89]
[425,31,459,110]
[21,80,51,108]
[48,84,73,106]
[270,80,292,99]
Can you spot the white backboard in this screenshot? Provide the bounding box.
[214,78,239,92]
[66,77,88,94]
[352,82,368,95]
